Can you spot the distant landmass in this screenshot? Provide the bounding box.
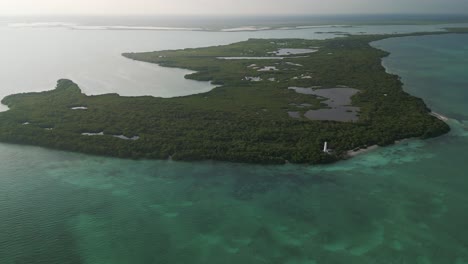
[1,29,465,164]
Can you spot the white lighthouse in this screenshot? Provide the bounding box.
[323,141,329,153]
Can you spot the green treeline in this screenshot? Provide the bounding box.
[0,33,453,164]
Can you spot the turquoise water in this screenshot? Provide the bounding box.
[1,34,468,263]
[375,34,468,120]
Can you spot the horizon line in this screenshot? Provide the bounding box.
[2,13,468,17]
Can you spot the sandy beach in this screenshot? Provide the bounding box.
[430,112,449,122]
[346,145,379,157]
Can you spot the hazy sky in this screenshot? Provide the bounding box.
[0,0,467,15]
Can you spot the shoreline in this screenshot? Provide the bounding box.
[345,112,451,159]
[430,112,450,122]
[345,137,417,159]
[346,145,379,158]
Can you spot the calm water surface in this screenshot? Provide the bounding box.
[1,22,468,112]
[0,27,468,263]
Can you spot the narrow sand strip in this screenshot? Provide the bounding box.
[430,112,449,122]
[346,145,379,158]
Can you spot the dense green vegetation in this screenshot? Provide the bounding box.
[0,32,456,164]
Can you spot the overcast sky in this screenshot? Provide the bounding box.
[0,0,467,15]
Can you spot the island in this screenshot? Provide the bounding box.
[1,31,462,164]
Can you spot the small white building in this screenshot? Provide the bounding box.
[323,141,332,154]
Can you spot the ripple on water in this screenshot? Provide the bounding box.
[2,32,468,264]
